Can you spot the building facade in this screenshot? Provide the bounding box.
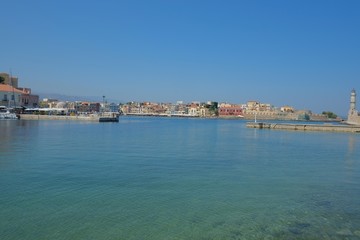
[0,84,23,107]
[218,104,243,117]
[18,88,39,108]
[0,73,39,108]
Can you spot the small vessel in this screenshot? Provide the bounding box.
[99,112,119,122]
[0,106,18,120]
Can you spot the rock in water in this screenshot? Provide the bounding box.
[336,229,353,236]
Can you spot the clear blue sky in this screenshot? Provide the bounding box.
[1,0,359,115]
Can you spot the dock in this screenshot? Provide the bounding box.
[246,122,360,133]
[19,113,119,122]
[98,112,119,122]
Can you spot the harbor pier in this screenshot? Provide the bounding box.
[246,122,360,133]
[19,113,119,122]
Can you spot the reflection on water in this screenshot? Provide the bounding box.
[344,135,358,190]
[348,135,356,153]
[0,120,39,168]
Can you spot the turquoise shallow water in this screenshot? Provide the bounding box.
[1,117,360,240]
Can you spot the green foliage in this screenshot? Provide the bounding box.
[205,102,218,116]
[39,101,49,108]
[298,113,310,120]
[0,76,5,84]
[322,111,337,119]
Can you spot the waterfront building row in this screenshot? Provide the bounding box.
[119,100,338,121]
[120,101,217,117]
[21,90,359,124]
[2,71,353,122]
[36,99,119,115]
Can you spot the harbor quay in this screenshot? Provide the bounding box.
[19,112,119,122]
[20,114,99,121]
[246,122,360,133]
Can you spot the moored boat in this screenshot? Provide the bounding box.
[99,112,119,122]
[0,106,18,120]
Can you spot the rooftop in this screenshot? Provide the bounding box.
[0,84,26,94]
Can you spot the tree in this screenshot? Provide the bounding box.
[322,111,338,119]
[0,76,5,84]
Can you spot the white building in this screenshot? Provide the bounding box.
[0,84,24,107]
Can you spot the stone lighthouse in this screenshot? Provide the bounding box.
[350,89,356,113]
[347,89,360,125]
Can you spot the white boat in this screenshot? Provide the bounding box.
[99,112,119,122]
[0,106,18,120]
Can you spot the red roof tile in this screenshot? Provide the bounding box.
[0,84,26,94]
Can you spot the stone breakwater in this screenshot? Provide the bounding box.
[20,114,100,121]
[246,122,360,133]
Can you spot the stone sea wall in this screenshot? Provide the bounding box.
[247,122,360,133]
[347,113,360,125]
[19,114,100,121]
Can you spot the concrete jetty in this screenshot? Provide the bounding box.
[246,122,360,133]
[19,113,119,122]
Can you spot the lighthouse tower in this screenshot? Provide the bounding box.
[347,89,360,125]
[349,89,356,115]
[350,89,356,113]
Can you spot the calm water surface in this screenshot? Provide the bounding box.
[1,117,360,240]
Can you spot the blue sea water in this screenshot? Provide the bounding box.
[1,117,360,240]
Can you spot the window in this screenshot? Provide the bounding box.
[3,94,7,101]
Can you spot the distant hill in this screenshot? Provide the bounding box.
[35,92,122,104]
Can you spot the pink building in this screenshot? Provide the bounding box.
[219,105,243,116]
